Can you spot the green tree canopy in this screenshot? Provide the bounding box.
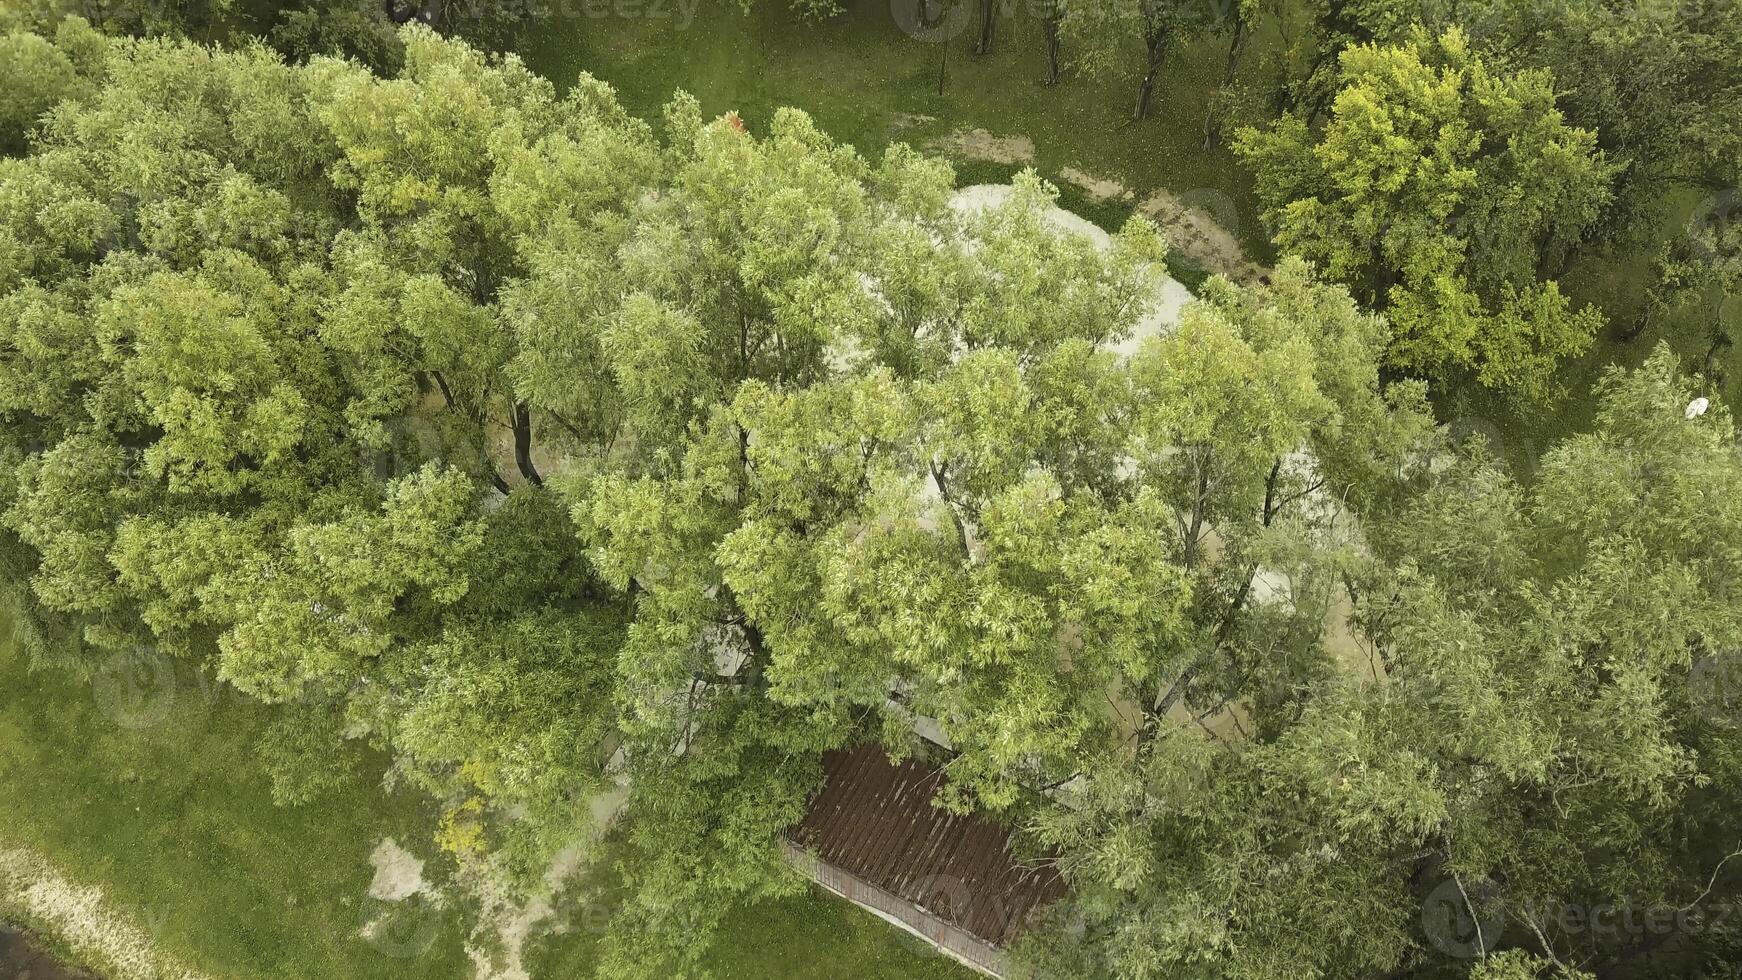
[3,22,1742,980]
[1237,28,1619,399]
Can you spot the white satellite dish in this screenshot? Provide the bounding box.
[1686,397,1711,420]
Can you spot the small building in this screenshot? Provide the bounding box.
[784,744,1067,978]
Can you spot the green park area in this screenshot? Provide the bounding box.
[0,1,1739,978]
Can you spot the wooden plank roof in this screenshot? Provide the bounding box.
[788,743,1067,947]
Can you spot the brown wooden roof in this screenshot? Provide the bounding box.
[788,743,1067,946]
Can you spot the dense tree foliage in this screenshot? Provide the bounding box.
[1045,0,1739,400]
[1237,29,1618,399]
[3,20,1742,980]
[1020,345,1742,978]
[1456,0,1742,246]
[0,23,619,885]
[0,0,406,68]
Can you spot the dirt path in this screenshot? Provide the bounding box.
[927,128,1035,165]
[1137,189,1269,285]
[926,129,1272,286]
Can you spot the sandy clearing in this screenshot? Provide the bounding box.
[922,125,1264,284]
[366,838,434,902]
[1138,189,1270,286]
[928,128,1035,165]
[463,782,626,980]
[1058,167,1134,203]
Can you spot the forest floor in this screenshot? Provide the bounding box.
[0,610,971,980]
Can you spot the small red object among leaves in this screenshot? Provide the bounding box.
[724,112,746,134]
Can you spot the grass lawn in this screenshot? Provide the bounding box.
[0,604,971,979]
[0,606,473,979]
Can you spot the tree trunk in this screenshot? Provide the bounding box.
[1201,110,1220,151]
[740,619,770,690]
[1704,329,1734,379]
[1132,24,1171,121]
[1181,448,1212,570]
[511,401,542,487]
[937,33,949,96]
[974,0,996,55]
[1370,260,1400,311]
[1619,308,1652,343]
[1535,225,1579,281]
[1042,11,1062,85]
[430,369,456,410]
[928,461,973,560]
[1286,46,1339,120]
[1202,15,1251,148]
[427,370,516,494]
[1222,15,1250,89]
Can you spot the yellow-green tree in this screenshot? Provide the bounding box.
[1237,28,1619,399]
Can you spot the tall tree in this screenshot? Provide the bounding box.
[1455,0,1742,251]
[1059,0,1227,121]
[1237,28,1619,399]
[0,24,629,890]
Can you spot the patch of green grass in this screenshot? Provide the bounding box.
[0,611,473,980]
[706,886,977,979]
